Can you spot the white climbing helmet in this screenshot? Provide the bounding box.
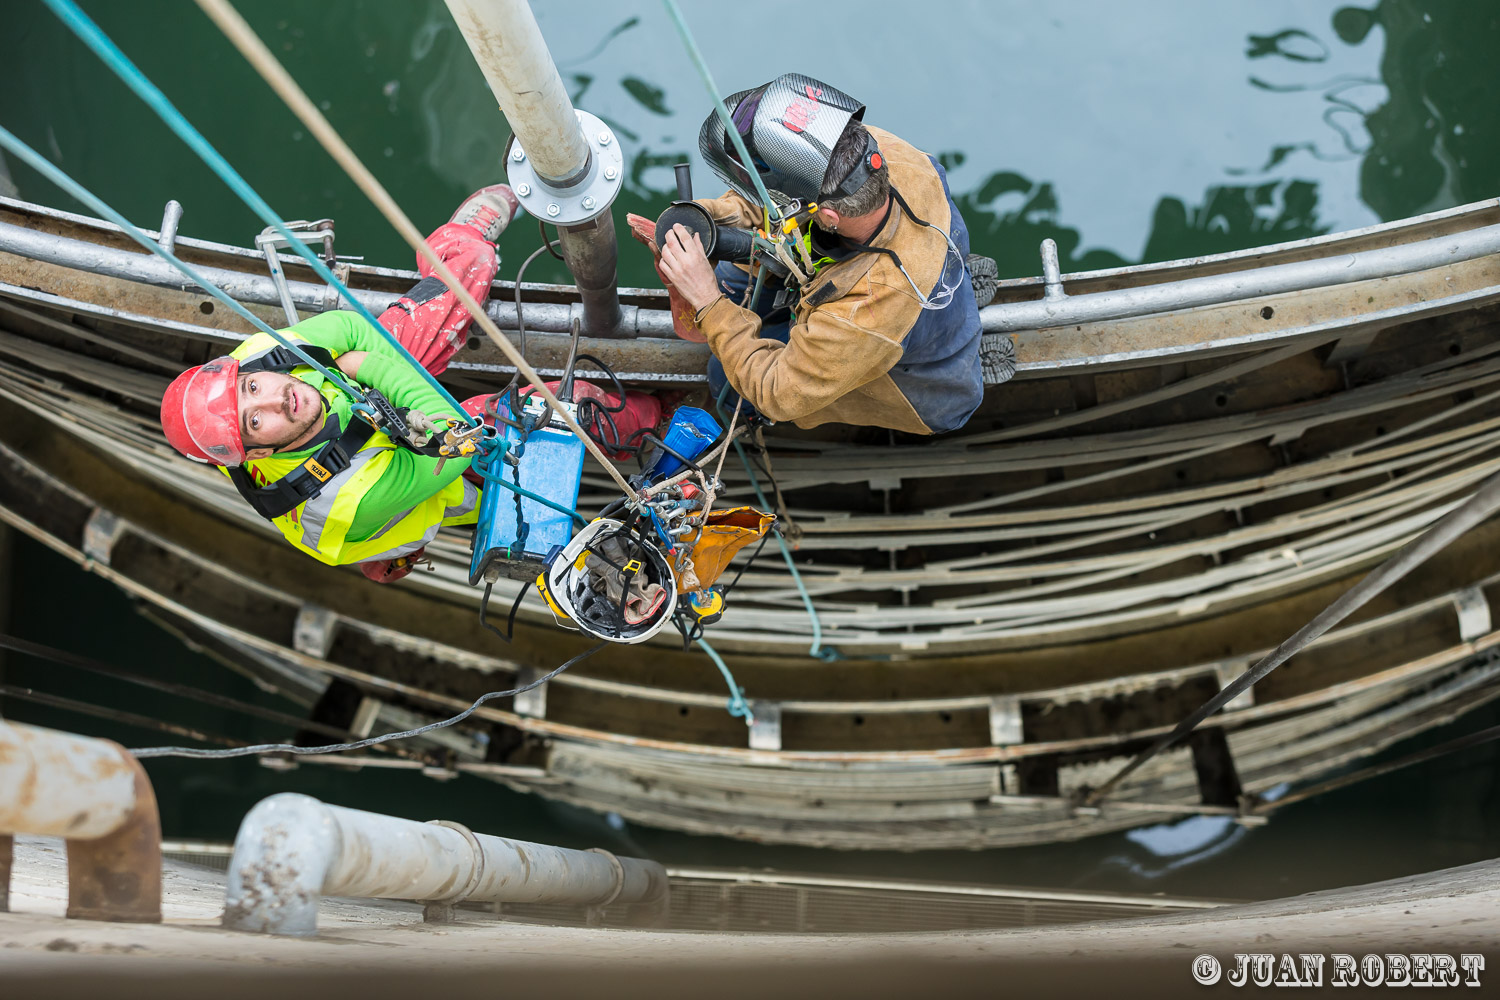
[536,518,677,644]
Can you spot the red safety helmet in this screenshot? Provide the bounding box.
[160,356,245,466]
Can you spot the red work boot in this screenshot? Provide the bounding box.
[359,547,428,584]
[450,183,521,244]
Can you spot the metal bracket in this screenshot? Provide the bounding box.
[505,110,624,227]
[748,701,782,751]
[155,200,183,255]
[255,219,337,326]
[1214,663,1256,712]
[1040,238,1066,300]
[292,604,339,660]
[1454,586,1492,642]
[514,668,548,719]
[988,696,1024,746]
[81,508,126,566]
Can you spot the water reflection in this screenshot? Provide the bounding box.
[1334,1,1500,220]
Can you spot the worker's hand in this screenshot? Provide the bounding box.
[657,223,720,313]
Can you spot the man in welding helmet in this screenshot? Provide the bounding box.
[656,73,985,436]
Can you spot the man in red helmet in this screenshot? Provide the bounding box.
[162,185,665,583]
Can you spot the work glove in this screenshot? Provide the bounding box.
[625,212,707,343]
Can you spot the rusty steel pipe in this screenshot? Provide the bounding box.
[0,834,11,912]
[223,793,668,936]
[0,721,161,922]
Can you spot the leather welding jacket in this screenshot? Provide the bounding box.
[229,312,480,566]
[695,125,983,435]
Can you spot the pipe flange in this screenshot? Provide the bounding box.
[505,110,624,227]
[425,820,486,904]
[586,847,627,907]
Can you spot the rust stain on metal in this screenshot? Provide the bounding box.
[65,742,161,924]
[0,833,12,912]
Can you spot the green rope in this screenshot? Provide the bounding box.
[714,386,836,661]
[661,0,779,222]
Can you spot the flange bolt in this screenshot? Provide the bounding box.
[546,204,560,217]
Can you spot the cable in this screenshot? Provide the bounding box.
[661,0,778,220]
[695,638,753,723]
[41,0,472,424]
[189,0,642,502]
[130,641,607,759]
[0,631,388,748]
[0,125,366,404]
[1084,465,1500,806]
[479,579,532,643]
[0,682,245,749]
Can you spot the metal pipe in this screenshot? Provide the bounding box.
[222,793,668,936]
[155,199,182,254]
[1040,238,1065,300]
[9,215,1500,346]
[445,0,623,335]
[0,720,162,922]
[983,223,1500,332]
[0,220,673,337]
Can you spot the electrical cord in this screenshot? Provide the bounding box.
[130,641,607,759]
[479,579,532,643]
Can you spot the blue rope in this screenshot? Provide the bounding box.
[696,637,753,724]
[0,124,369,404]
[43,0,480,429]
[713,386,838,661]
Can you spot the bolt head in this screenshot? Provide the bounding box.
[515,183,531,197]
[581,196,596,210]
[597,131,612,146]
[510,147,525,161]
[603,167,618,181]
[546,203,560,217]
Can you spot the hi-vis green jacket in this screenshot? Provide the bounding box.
[230,312,479,565]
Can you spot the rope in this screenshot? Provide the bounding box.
[661,0,779,221]
[695,637,754,724]
[0,125,367,404]
[131,642,606,759]
[40,0,468,422]
[192,0,641,503]
[1084,465,1500,806]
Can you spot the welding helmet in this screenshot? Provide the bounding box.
[160,356,245,465]
[536,518,677,644]
[699,73,872,209]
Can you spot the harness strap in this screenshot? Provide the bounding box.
[239,343,340,376]
[227,418,377,520]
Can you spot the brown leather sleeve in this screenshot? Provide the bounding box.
[700,280,914,424]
